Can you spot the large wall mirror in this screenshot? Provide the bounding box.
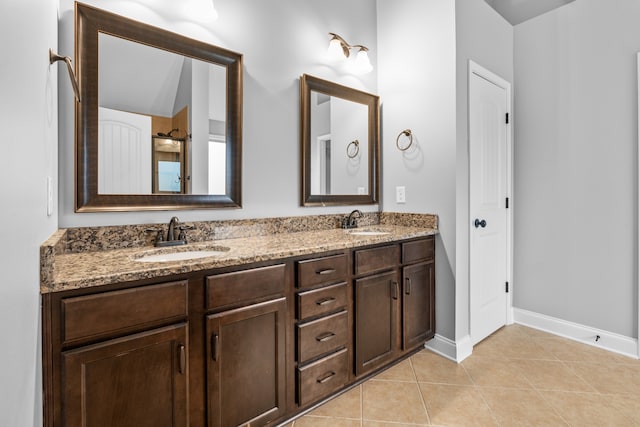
[300,74,380,206]
[75,3,242,211]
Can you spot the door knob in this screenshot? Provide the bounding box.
[474,218,487,228]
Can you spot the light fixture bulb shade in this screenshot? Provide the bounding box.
[185,0,218,22]
[353,49,373,74]
[327,39,347,61]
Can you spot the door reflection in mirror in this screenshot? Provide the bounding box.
[97,32,227,195]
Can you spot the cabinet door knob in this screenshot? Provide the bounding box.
[391,281,399,300]
[178,344,186,374]
[316,297,336,306]
[316,332,336,342]
[405,277,412,295]
[211,334,219,361]
[317,371,336,384]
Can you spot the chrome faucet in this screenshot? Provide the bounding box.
[342,210,363,229]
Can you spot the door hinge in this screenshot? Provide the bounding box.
[506,197,509,209]
[505,113,509,124]
[505,282,509,293]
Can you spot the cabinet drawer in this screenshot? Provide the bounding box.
[206,264,285,310]
[354,245,400,276]
[298,282,348,320]
[297,253,347,289]
[62,280,187,345]
[297,310,348,364]
[402,237,435,264]
[297,348,348,406]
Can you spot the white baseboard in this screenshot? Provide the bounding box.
[425,334,473,363]
[514,308,638,359]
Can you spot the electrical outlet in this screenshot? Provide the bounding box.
[396,186,406,204]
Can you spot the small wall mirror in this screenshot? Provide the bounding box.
[75,3,242,211]
[300,74,380,206]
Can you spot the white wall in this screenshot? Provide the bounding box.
[514,0,639,338]
[57,0,378,227]
[377,0,457,340]
[0,0,58,425]
[455,0,513,343]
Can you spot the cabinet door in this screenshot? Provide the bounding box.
[62,323,188,427]
[355,270,399,376]
[207,298,287,427]
[403,262,435,350]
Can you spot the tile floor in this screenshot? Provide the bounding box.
[283,324,640,426]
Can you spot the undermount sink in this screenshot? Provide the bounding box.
[134,245,230,263]
[347,229,391,236]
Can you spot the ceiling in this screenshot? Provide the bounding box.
[484,0,576,25]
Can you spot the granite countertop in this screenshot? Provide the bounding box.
[41,224,437,293]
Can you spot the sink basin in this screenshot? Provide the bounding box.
[134,245,230,263]
[347,229,391,236]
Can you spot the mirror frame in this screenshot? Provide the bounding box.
[300,74,380,206]
[75,3,243,212]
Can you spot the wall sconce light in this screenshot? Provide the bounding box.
[184,0,218,22]
[327,32,373,74]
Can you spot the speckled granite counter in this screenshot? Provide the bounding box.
[40,213,437,293]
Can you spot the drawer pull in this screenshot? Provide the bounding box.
[405,277,412,295]
[317,371,336,384]
[211,333,219,361]
[316,268,337,275]
[316,297,336,306]
[316,332,336,342]
[178,344,186,374]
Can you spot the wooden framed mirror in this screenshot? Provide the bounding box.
[75,3,243,212]
[300,74,380,206]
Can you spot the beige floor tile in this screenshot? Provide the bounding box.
[419,383,497,426]
[462,356,532,389]
[483,335,557,360]
[362,380,429,425]
[542,391,637,426]
[608,393,640,425]
[373,359,416,382]
[308,385,362,419]
[479,387,568,426]
[411,351,473,385]
[512,359,595,392]
[535,336,638,365]
[294,415,362,427]
[567,361,640,395]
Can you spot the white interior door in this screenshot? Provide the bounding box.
[98,107,152,194]
[469,61,511,345]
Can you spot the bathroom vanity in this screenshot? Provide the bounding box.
[41,217,436,427]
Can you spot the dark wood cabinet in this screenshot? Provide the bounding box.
[354,269,399,375]
[354,237,436,376]
[62,323,189,427]
[43,235,435,427]
[206,298,287,427]
[295,253,350,407]
[402,261,435,350]
[401,237,436,351]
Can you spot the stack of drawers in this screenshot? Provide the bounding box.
[295,253,350,406]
